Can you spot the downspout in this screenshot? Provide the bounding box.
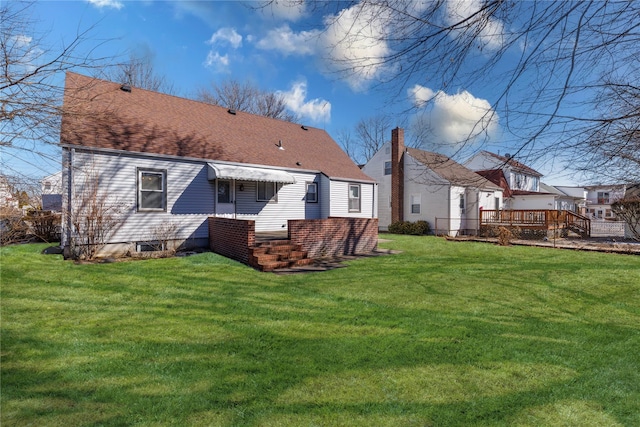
[447,185,451,236]
[64,148,74,258]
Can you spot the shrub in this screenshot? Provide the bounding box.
[0,207,29,245]
[388,220,431,235]
[26,210,61,243]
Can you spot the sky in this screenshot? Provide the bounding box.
[3,0,592,185]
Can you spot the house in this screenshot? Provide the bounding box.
[465,150,567,210]
[60,72,377,258]
[0,176,18,210]
[553,185,588,214]
[362,128,503,235]
[41,171,63,212]
[584,184,626,219]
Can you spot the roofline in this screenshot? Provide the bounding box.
[61,144,375,182]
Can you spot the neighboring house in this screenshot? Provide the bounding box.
[553,185,588,214]
[362,128,503,235]
[465,151,561,210]
[41,171,63,212]
[60,72,376,256]
[584,184,626,219]
[0,176,18,210]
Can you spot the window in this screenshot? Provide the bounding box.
[218,180,231,203]
[257,181,277,202]
[138,169,166,211]
[411,194,421,214]
[606,209,613,218]
[306,182,318,203]
[459,194,465,214]
[494,197,500,210]
[348,184,361,212]
[44,182,51,191]
[384,161,392,175]
[597,191,610,204]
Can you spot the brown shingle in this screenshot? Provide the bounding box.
[481,151,543,177]
[61,72,373,182]
[406,148,502,190]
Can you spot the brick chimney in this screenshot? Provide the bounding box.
[391,127,404,223]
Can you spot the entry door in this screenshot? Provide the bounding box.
[217,180,235,215]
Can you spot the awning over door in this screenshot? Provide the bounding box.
[207,163,296,184]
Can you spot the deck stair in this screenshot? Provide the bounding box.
[248,239,314,272]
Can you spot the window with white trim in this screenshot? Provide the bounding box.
[257,182,278,202]
[384,161,392,175]
[459,194,465,214]
[411,194,421,214]
[348,184,361,212]
[138,169,166,211]
[306,182,318,203]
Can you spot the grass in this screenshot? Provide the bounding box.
[1,236,639,426]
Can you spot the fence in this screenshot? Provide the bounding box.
[590,220,626,238]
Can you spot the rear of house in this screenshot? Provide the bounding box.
[60,73,376,257]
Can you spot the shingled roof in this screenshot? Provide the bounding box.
[480,151,542,177]
[60,72,373,182]
[406,148,502,190]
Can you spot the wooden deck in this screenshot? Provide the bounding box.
[480,210,591,237]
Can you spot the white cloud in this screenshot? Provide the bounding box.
[444,0,504,51]
[207,28,243,49]
[87,0,123,10]
[256,24,319,56]
[204,28,242,71]
[203,51,229,69]
[319,3,393,92]
[262,0,307,22]
[278,80,331,124]
[409,84,499,149]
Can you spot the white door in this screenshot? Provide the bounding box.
[216,180,235,216]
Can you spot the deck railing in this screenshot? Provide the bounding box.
[480,210,591,236]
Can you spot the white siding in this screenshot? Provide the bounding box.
[404,153,451,233]
[67,150,215,246]
[511,194,556,210]
[234,171,320,231]
[327,180,375,218]
[64,148,374,251]
[362,142,392,228]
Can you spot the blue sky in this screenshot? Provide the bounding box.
[6,0,587,184]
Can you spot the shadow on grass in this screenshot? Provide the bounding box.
[2,239,639,426]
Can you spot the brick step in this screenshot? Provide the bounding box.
[289,258,315,267]
[249,239,311,272]
[260,260,291,272]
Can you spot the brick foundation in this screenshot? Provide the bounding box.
[288,217,379,259]
[208,217,255,264]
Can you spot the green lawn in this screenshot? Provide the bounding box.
[1,236,639,426]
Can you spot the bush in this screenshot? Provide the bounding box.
[0,208,29,245]
[388,220,431,235]
[26,210,61,243]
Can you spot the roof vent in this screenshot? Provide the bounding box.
[301,125,308,131]
[120,84,132,93]
[505,153,511,159]
[276,140,284,150]
[227,109,236,115]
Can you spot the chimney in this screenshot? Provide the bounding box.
[391,127,404,223]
